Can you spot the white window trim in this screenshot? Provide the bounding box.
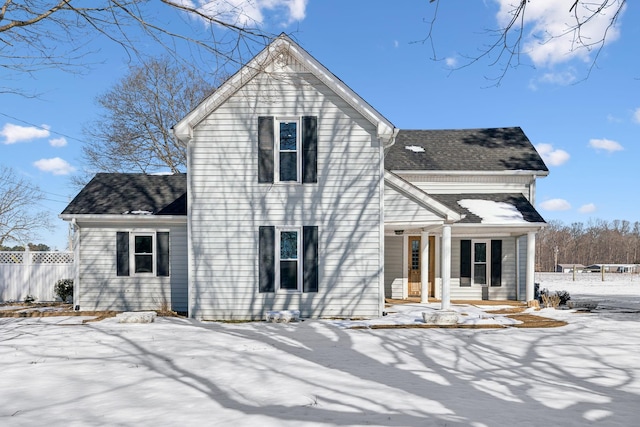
[274,116,302,183]
[275,226,303,292]
[131,232,156,276]
[472,239,490,286]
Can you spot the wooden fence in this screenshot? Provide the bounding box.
[0,250,75,302]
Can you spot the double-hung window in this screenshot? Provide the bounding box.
[277,229,301,291]
[276,119,300,182]
[133,234,154,274]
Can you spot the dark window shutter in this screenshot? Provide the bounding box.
[116,232,130,276]
[259,226,275,292]
[157,232,170,277]
[303,226,318,293]
[491,240,502,287]
[302,116,317,183]
[258,116,274,183]
[460,239,471,286]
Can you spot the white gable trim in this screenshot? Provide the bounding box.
[384,171,462,222]
[174,34,397,144]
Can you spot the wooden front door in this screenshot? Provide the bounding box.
[408,236,421,297]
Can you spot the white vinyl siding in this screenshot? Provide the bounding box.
[189,71,383,320]
[384,236,404,299]
[75,222,188,313]
[397,173,534,201]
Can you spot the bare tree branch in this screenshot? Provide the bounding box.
[423,0,627,85]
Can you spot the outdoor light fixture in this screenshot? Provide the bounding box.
[394,230,404,235]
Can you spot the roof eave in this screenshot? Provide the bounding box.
[59,214,187,223]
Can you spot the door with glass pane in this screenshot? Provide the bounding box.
[473,241,489,286]
[408,236,421,297]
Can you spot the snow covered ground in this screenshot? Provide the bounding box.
[2,274,640,426]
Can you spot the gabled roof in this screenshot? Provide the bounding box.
[173,33,397,144]
[386,128,548,174]
[428,193,546,224]
[61,174,186,216]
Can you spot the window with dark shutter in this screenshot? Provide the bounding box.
[302,116,317,184]
[259,226,275,292]
[460,239,471,286]
[303,226,318,293]
[258,116,274,183]
[116,232,130,276]
[491,240,502,287]
[157,232,170,277]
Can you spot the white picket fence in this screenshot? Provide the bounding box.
[0,250,75,302]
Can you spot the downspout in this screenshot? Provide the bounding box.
[378,127,399,316]
[71,218,80,311]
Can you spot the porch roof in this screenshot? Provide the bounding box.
[428,193,546,225]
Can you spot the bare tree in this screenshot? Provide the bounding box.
[424,0,627,83]
[0,0,274,94]
[80,56,214,176]
[536,218,640,270]
[0,165,52,246]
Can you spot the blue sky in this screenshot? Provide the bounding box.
[1,0,637,250]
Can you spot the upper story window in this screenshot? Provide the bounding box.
[276,119,300,182]
[258,116,317,185]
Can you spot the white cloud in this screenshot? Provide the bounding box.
[1,123,50,144]
[445,57,458,68]
[49,137,68,147]
[538,69,578,86]
[579,203,597,214]
[633,108,640,124]
[535,143,570,166]
[33,157,76,175]
[495,0,625,68]
[187,0,307,27]
[539,198,571,211]
[589,138,624,152]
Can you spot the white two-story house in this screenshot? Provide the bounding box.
[61,34,547,320]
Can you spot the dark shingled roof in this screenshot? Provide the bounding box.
[61,173,187,216]
[429,193,546,224]
[386,128,549,172]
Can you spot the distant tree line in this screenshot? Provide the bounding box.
[536,219,640,272]
[0,243,51,252]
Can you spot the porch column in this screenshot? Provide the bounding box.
[441,224,451,310]
[526,231,536,302]
[420,230,430,303]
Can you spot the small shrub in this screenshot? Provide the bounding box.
[541,293,561,308]
[54,279,74,303]
[534,282,541,301]
[556,290,571,306]
[24,294,36,304]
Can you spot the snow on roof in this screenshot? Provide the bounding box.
[457,199,527,224]
[404,145,425,153]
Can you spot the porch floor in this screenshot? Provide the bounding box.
[385,298,526,307]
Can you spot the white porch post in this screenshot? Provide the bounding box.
[420,230,429,303]
[526,231,536,302]
[441,225,451,310]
